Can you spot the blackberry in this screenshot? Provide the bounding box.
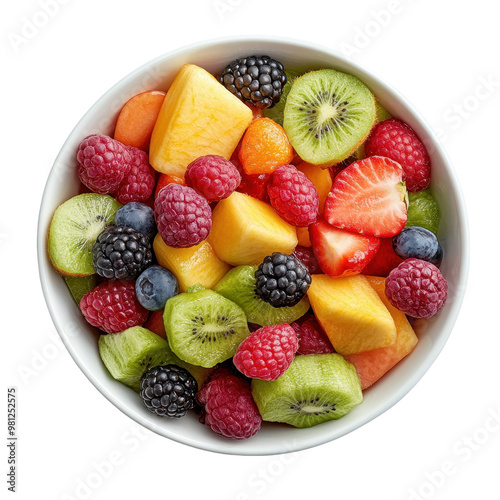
[140,364,198,418]
[93,225,152,280]
[255,252,311,308]
[219,55,287,110]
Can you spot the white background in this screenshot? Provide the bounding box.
[3,0,500,499]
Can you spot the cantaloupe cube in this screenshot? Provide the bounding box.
[307,274,396,356]
[209,191,298,266]
[149,64,252,177]
[296,226,312,247]
[345,276,418,389]
[153,235,231,292]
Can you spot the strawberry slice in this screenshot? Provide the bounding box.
[324,156,407,238]
[309,219,380,277]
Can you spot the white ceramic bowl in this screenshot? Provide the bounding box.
[37,37,469,455]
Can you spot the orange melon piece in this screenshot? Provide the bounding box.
[154,173,185,198]
[296,162,333,214]
[114,90,166,151]
[307,274,396,356]
[238,117,294,175]
[209,191,298,266]
[296,226,312,247]
[344,276,418,389]
[153,235,231,292]
[149,64,252,177]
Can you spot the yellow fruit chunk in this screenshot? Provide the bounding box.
[150,64,252,177]
[209,191,298,266]
[344,276,418,389]
[153,235,231,292]
[296,162,333,214]
[307,274,396,356]
[296,226,312,247]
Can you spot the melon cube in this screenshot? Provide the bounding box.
[149,64,252,177]
[209,191,298,266]
[345,276,418,389]
[307,274,396,356]
[153,235,231,292]
[296,226,312,247]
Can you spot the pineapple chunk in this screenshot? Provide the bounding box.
[209,191,298,266]
[307,274,396,356]
[153,235,231,292]
[150,64,252,177]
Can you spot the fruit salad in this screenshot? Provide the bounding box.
[47,54,448,440]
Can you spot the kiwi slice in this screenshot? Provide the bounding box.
[375,100,391,122]
[48,193,122,276]
[159,332,214,388]
[263,69,302,125]
[406,189,441,235]
[356,100,392,159]
[214,266,310,326]
[283,69,376,166]
[64,275,97,304]
[163,287,250,368]
[98,326,173,392]
[252,354,363,428]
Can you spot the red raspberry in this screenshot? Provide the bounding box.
[80,280,148,333]
[77,134,131,194]
[233,324,298,380]
[291,314,334,355]
[200,364,236,388]
[365,118,431,192]
[385,258,447,318]
[267,165,319,226]
[196,371,261,440]
[185,155,241,202]
[114,147,155,204]
[292,245,322,274]
[154,184,212,248]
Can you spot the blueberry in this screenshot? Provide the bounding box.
[393,226,442,263]
[115,202,156,239]
[135,266,179,311]
[429,244,444,267]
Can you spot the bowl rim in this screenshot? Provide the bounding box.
[37,35,470,456]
